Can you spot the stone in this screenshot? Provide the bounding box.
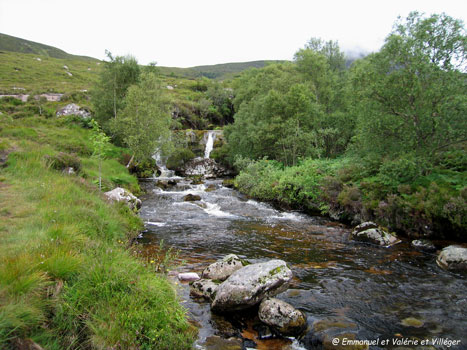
[178,272,200,281]
[436,245,467,271]
[258,298,307,336]
[190,279,219,300]
[353,221,378,233]
[411,239,436,252]
[202,254,247,281]
[184,193,201,201]
[211,260,293,312]
[56,103,90,118]
[182,158,233,179]
[351,222,400,247]
[104,187,142,211]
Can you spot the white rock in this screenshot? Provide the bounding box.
[212,260,293,312]
[437,245,467,270]
[104,187,142,211]
[178,272,200,281]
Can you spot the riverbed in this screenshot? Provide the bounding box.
[137,177,467,350]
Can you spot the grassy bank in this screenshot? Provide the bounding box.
[234,157,466,241]
[0,103,195,349]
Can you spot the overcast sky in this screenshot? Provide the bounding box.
[0,0,466,67]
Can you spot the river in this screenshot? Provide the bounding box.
[137,176,467,350]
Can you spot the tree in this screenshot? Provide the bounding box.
[91,51,140,135]
[111,72,173,167]
[350,12,467,159]
[90,119,111,191]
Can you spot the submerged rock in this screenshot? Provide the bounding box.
[184,193,201,202]
[258,297,307,336]
[104,187,141,211]
[436,245,467,271]
[351,222,400,247]
[190,279,219,300]
[202,254,247,281]
[411,239,436,252]
[211,260,292,312]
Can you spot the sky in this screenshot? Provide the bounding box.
[0,0,466,67]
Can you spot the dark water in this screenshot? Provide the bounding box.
[138,178,467,350]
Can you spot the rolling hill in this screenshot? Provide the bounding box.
[0,33,97,61]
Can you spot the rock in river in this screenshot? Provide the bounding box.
[351,222,400,247]
[411,239,436,252]
[436,245,467,271]
[202,254,247,281]
[258,297,307,336]
[211,259,292,312]
[183,193,201,202]
[104,187,141,211]
[190,279,219,301]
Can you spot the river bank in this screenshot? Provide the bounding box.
[0,113,195,349]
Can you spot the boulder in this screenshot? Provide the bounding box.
[183,193,201,202]
[202,254,247,281]
[258,297,307,336]
[182,158,233,178]
[56,103,90,118]
[104,187,141,211]
[190,279,219,300]
[436,245,467,271]
[351,222,400,247]
[411,239,436,252]
[211,260,293,312]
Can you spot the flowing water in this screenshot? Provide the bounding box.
[137,177,467,350]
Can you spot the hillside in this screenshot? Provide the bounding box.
[0,51,101,94]
[0,33,97,61]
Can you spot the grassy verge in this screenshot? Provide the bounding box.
[0,106,195,349]
[234,157,466,241]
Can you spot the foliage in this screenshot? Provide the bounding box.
[90,119,111,190]
[91,51,140,133]
[225,46,352,165]
[349,12,467,159]
[166,148,195,170]
[111,72,173,163]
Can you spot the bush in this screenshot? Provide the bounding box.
[45,152,82,173]
[378,156,422,188]
[166,148,195,170]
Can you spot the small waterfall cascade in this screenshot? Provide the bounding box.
[152,151,175,178]
[204,131,216,159]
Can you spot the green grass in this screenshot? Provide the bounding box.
[0,51,100,94]
[0,107,195,349]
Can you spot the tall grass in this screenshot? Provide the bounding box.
[0,111,195,349]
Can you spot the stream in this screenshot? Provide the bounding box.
[137,176,467,350]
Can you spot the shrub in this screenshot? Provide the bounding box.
[45,152,81,173]
[166,148,195,170]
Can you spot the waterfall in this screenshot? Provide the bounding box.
[204,131,216,159]
[152,151,175,178]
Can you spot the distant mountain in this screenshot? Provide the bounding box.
[191,60,286,79]
[0,33,97,61]
[158,60,287,80]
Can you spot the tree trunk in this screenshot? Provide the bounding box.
[126,154,134,169]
